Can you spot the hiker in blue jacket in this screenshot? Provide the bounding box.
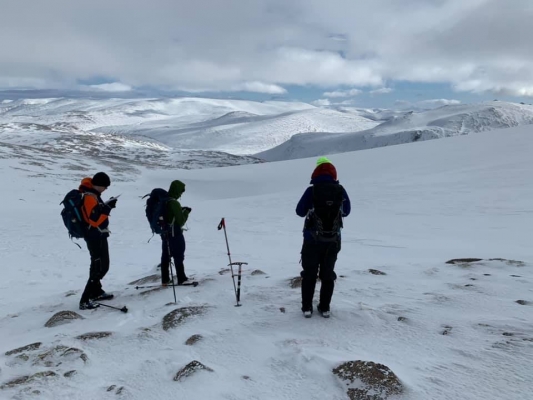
[296,157,350,318]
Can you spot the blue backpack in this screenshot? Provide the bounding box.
[144,188,171,234]
[60,189,88,240]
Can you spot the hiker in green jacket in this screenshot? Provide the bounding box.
[161,180,192,285]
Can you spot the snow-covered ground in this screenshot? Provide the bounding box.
[258,101,533,161]
[0,123,532,399]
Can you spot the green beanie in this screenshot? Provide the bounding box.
[316,156,331,166]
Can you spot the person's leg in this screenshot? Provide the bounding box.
[94,237,110,295]
[318,241,340,312]
[169,232,187,283]
[80,239,103,305]
[160,235,171,284]
[300,240,319,312]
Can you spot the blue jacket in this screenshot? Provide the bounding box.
[296,175,351,241]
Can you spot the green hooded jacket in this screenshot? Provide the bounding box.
[166,180,190,228]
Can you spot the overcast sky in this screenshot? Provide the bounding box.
[1,0,532,107]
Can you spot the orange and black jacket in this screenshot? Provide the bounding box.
[79,177,112,239]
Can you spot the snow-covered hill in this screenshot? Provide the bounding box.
[0,124,532,399]
[257,101,533,161]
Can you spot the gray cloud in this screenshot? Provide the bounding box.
[1,0,532,96]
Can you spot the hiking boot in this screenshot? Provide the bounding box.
[91,292,114,301]
[79,300,100,310]
[177,277,189,285]
[303,310,313,318]
[162,280,173,286]
[317,304,330,318]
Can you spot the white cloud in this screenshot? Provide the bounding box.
[418,99,461,106]
[86,82,133,92]
[323,89,362,98]
[312,99,331,106]
[370,87,393,95]
[0,0,532,96]
[231,81,287,94]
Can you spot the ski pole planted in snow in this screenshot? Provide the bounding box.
[167,239,178,304]
[218,218,247,307]
[95,302,128,313]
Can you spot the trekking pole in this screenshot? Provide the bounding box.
[218,218,247,307]
[166,236,178,304]
[95,302,128,313]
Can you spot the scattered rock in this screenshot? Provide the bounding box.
[280,307,286,313]
[107,385,117,392]
[45,311,84,328]
[185,334,203,346]
[502,332,514,337]
[251,270,266,276]
[464,284,474,287]
[128,274,160,285]
[162,306,208,331]
[510,275,521,278]
[0,371,57,389]
[470,278,477,281]
[173,361,214,382]
[516,300,529,305]
[242,375,251,380]
[484,274,491,276]
[397,317,407,322]
[116,386,125,395]
[442,326,453,335]
[446,258,483,265]
[5,342,42,356]
[65,290,77,297]
[64,370,77,378]
[489,258,526,267]
[289,276,302,288]
[332,360,403,400]
[76,331,113,341]
[218,268,231,275]
[369,269,386,276]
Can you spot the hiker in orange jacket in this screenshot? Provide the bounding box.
[78,172,118,310]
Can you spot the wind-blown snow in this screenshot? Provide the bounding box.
[0,124,532,399]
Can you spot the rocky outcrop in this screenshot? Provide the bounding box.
[173,361,213,382]
[162,306,209,331]
[45,311,84,328]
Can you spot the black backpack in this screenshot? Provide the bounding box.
[144,188,171,234]
[307,182,344,241]
[60,189,88,240]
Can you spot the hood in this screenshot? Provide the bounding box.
[169,180,186,199]
[79,177,94,191]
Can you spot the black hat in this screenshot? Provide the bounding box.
[92,172,111,187]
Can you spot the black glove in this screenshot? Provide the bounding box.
[107,198,118,209]
[183,206,191,213]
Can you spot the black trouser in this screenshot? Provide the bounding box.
[161,230,187,284]
[80,237,110,303]
[300,239,340,312]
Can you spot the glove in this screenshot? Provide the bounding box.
[107,198,118,209]
[183,206,191,213]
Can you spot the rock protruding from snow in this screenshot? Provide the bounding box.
[0,371,57,389]
[45,311,84,328]
[128,274,160,285]
[332,360,403,400]
[446,258,483,265]
[289,276,302,288]
[5,342,42,356]
[162,306,209,331]
[369,269,387,276]
[75,331,113,341]
[185,334,203,346]
[173,361,214,382]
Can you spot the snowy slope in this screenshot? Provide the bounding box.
[0,125,532,399]
[257,101,533,161]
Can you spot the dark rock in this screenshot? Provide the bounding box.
[116,386,125,394]
[242,375,251,380]
[332,360,403,400]
[64,370,77,378]
[5,342,42,356]
[173,361,213,382]
[185,334,203,346]
[218,268,231,275]
[45,311,84,328]
[162,306,208,331]
[289,276,302,288]
[510,275,521,278]
[442,325,453,335]
[397,317,407,322]
[484,274,491,276]
[76,331,113,341]
[65,290,77,297]
[516,300,529,305]
[280,307,286,313]
[0,371,57,389]
[369,269,386,276]
[107,385,117,392]
[464,284,474,287]
[251,270,266,276]
[502,332,514,337]
[446,258,483,265]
